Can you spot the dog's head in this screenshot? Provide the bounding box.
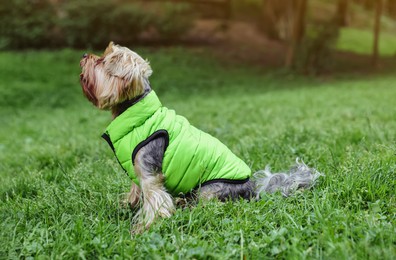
[79,42,152,109]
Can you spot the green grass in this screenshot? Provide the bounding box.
[0,49,395,259]
[337,27,396,56]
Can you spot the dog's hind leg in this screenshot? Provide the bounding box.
[132,137,175,233]
[198,180,256,202]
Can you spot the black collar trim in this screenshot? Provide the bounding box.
[115,89,151,116]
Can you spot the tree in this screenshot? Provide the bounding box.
[285,0,307,68]
[353,0,374,10]
[386,0,396,18]
[261,0,282,40]
[373,0,383,67]
[259,0,290,40]
[336,0,349,26]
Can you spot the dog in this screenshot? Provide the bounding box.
[79,42,321,233]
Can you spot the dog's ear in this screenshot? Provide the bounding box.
[103,41,114,56]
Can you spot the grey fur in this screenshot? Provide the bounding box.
[198,180,256,201]
[254,158,322,198]
[136,137,166,174]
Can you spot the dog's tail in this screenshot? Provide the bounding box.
[253,158,322,198]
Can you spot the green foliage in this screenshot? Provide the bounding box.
[152,3,195,41]
[1,49,396,258]
[59,0,115,49]
[0,0,56,49]
[108,3,152,45]
[0,0,195,49]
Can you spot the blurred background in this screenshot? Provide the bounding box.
[0,0,395,75]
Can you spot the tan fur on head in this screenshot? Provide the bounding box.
[79,42,153,109]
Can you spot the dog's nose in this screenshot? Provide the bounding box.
[82,53,88,58]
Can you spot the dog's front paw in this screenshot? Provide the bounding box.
[130,209,152,235]
[130,223,146,236]
[120,183,142,209]
[119,193,132,209]
[120,193,141,211]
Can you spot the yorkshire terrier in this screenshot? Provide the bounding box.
[79,42,321,233]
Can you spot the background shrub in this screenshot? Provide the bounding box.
[0,0,56,49]
[58,0,115,49]
[108,3,154,46]
[152,3,195,42]
[0,0,196,50]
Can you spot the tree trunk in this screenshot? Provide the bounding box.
[386,0,396,18]
[373,0,383,67]
[336,0,349,26]
[285,0,307,68]
[261,0,281,40]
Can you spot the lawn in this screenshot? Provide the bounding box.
[0,49,395,259]
[337,27,396,56]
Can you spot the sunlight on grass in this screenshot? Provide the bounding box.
[337,27,396,56]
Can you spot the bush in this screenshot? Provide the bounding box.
[58,0,115,49]
[0,0,56,49]
[0,0,196,50]
[152,3,194,42]
[108,3,153,46]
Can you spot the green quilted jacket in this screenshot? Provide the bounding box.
[102,91,251,195]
